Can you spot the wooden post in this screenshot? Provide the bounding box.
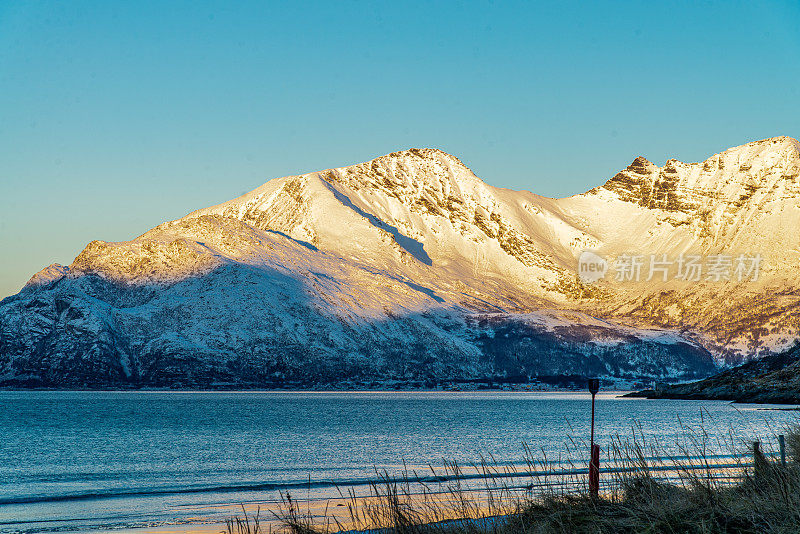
[779,435,786,467]
[589,443,600,499]
[753,440,764,479]
[591,394,596,449]
[587,378,600,499]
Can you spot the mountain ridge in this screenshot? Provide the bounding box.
[2,137,799,387]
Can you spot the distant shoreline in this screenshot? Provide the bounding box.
[625,388,800,405]
[0,386,632,393]
[0,376,659,393]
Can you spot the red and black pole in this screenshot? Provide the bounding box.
[588,378,600,499]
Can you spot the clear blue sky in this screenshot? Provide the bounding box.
[1,1,799,298]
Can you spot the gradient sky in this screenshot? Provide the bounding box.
[1,1,799,298]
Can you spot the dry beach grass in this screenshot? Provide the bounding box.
[225,424,800,534]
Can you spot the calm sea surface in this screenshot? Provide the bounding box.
[0,390,797,533]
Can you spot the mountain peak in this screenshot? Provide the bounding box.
[627,156,656,174]
[384,147,464,162]
[322,147,484,198]
[705,136,800,164]
[737,135,798,150]
[23,263,69,290]
[339,147,471,179]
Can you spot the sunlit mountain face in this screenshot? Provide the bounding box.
[2,137,800,388]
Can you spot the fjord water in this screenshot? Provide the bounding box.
[1,391,798,533]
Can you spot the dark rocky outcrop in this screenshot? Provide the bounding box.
[627,343,800,404]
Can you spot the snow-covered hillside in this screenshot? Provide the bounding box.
[2,138,798,387]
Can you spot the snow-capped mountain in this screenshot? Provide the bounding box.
[2,138,799,387]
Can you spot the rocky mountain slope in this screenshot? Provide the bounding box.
[2,138,799,387]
